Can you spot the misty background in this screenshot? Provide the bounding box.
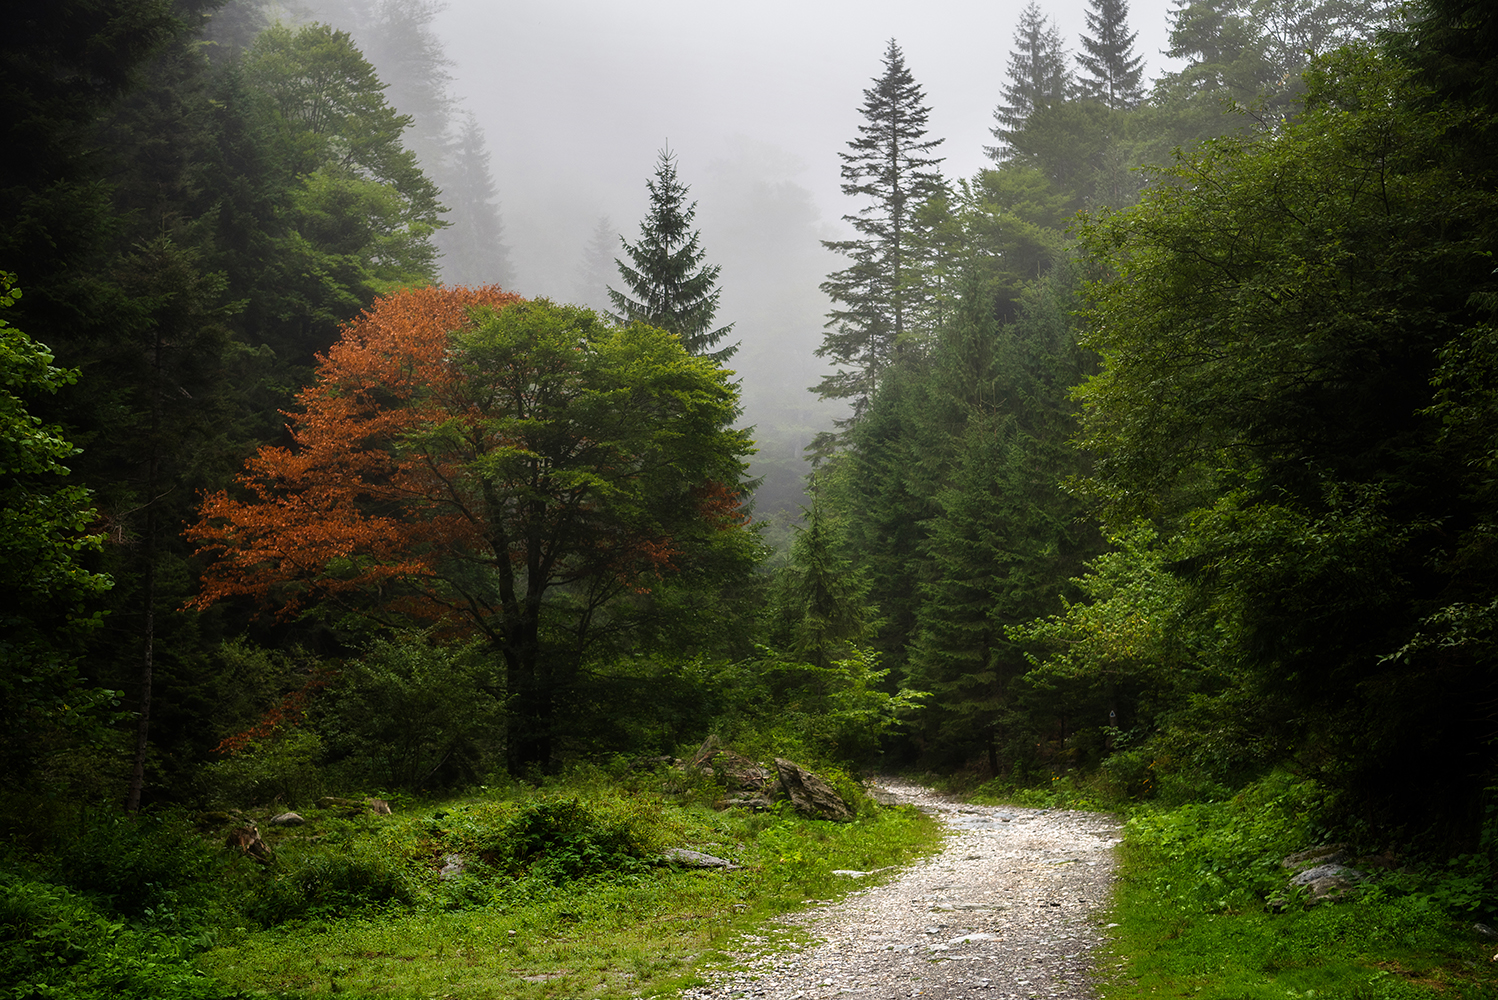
[291,0,1182,535]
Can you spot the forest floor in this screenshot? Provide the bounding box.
[681,779,1122,1000]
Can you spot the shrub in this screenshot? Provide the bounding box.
[0,874,223,1000]
[243,835,422,925]
[318,635,502,790]
[44,808,223,925]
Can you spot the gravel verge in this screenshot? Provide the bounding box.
[681,778,1123,1000]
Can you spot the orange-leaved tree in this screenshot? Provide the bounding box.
[188,286,755,771]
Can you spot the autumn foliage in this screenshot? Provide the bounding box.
[187,287,755,770]
[189,285,523,622]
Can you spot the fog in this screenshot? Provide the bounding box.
[397,1,1180,521]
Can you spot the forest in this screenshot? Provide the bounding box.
[3,0,1498,997]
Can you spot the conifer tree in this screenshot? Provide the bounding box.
[610,149,736,362]
[1076,0,1146,108]
[775,489,873,669]
[987,3,1073,161]
[437,112,512,287]
[574,215,618,313]
[817,39,945,423]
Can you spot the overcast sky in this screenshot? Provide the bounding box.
[416,0,1181,505]
[433,0,1182,298]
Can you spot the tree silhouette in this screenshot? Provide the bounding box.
[817,39,945,424]
[610,148,735,362]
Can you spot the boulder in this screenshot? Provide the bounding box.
[1281,844,1348,870]
[774,758,853,822]
[685,736,775,793]
[439,853,466,881]
[1289,862,1368,901]
[662,847,739,869]
[268,811,304,826]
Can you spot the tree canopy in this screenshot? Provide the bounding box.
[188,287,755,771]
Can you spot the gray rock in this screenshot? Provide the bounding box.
[225,823,269,861]
[774,758,853,822]
[439,853,465,880]
[663,847,739,869]
[1290,863,1368,900]
[268,811,304,826]
[686,736,776,793]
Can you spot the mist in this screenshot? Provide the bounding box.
[303,0,1182,526]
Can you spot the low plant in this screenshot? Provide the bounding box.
[197,780,942,998]
[0,874,222,1000]
[1100,771,1498,1000]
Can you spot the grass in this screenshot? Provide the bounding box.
[145,769,940,999]
[1082,772,1498,1000]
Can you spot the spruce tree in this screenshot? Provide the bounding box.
[574,215,617,313]
[987,3,1073,161]
[609,149,735,362]
[817,39,945,423]
[438,112,512,287]
[1076,0,1146,109]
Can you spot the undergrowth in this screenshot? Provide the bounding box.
[1,764,941,1000]
[1095,771,1498,1000]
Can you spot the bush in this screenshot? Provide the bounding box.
[44,808,224,925]
[204,728,326,806]
[319,635,502,791]
[243,834,422,925]
[0,875,223,1000]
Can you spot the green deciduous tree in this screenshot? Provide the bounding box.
[610,149,735,362]
[0,274,114,782]
[1074,44,1498,832]
[245,20,444,356]
[189,289,756,773]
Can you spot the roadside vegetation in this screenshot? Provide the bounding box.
[954,768,1498,1000]
[1,765,939,1000]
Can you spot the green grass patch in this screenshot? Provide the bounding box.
[1098,772,1498,1000]
[193,773,939,998]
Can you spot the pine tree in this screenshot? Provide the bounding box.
[437,112,512,287]
[775,489,873,669]
[609,148,735,362]
[987,3,1073,161]
[574,215,617,313]
[1076,0,1146,109]
[817,39,945,423]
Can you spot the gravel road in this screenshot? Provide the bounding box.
[681,779,1123,1000]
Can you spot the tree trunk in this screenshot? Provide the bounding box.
[125,324,163,814]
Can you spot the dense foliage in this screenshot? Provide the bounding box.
[4,2,1498,994]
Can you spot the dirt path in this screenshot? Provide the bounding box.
[681,779,1123,1000]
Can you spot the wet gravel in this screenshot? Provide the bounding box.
[680,779,1122,1000]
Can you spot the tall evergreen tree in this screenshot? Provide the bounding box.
[575,215,617,313]
[987,3,1073,161]
[1076,0,1147,109]
[609,148,735,362]
[817,39,945,424]
[437,112,512,287]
